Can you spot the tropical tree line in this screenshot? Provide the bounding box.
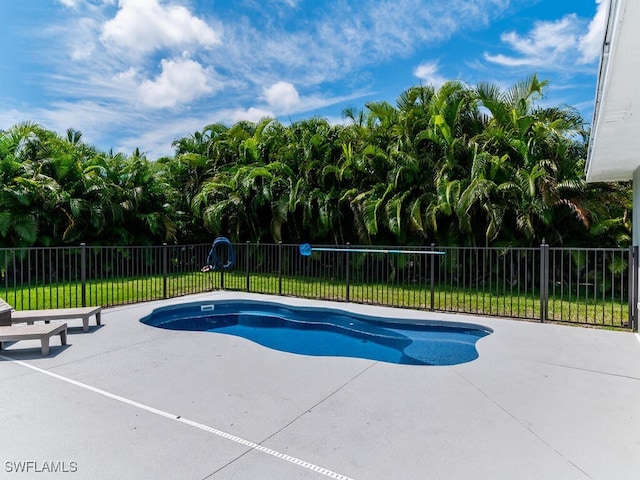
[0,75,632,249]
[0,123,175,247]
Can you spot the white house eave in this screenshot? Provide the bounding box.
[586,0,640,183]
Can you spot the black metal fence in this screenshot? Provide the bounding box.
[1,242,637,330]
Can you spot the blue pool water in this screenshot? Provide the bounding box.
[140,300,492,366]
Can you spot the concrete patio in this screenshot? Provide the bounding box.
[1,291,639,479]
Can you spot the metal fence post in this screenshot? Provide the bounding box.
[430,243,436,311]
[345,243,350,302]
[628,245,638,331]
[80,242,87,307]
[539,239,549,322]
[634,246,639,331]
[278,241,283,295]
[27,250,32,309]
[162,243,168,299]
[245,241,250,292]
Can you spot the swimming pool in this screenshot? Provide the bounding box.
[140,300,492,366]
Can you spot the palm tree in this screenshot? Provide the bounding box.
[463,76,593,245]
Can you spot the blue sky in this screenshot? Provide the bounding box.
[0,0,606,159]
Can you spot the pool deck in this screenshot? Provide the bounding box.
[1,291,639,479]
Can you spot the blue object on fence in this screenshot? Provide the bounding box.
[298,243,445,256]
[299,243,313,256]
[202,237,235,271]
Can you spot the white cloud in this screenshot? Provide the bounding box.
[217,0,517,89]
[57,0,80,8]
[70,17,100,60]
[262,81,301,112]
[323,115,350,126]
[114,67,138,83]
[484,3,606,71]
[229,107,275,124]
[413,62,447,89]
[71,44,96,61]
[0,109,26,130]
[100,0,220,55]
[484,14,580,68]
[18,99,216,159]
[16,100,129,153]
[250,86,369,120]
[138,56,214,108]
[115,117,207,158]
[578,0,607,64]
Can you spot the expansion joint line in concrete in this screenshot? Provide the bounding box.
[0,354,355,480]
[202,361,378,479]
[451,368,593,479]
[262,362,379,444]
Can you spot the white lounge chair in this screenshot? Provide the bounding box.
[0,299,11,326]
[0,298,101,332]
[0,322,67,356]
